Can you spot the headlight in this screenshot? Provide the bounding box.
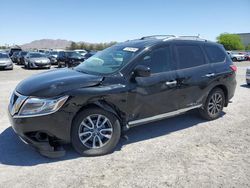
[6,60,12,65]
[18,96,68,117]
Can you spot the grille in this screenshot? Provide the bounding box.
[9,91,28,116]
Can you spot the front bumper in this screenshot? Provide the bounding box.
[0,63,13,69]
[236,57,245,61]
[30,62,51,68]
[8,106,72,157]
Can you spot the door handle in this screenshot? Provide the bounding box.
[204,73,215,78]
[165,80,177,86]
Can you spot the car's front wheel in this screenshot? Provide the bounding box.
[232,57,237,62]
[199,88,225,120]
[71,107,121,156]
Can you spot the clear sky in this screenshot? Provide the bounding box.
[0,0,249,45]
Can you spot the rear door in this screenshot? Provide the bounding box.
[174,42,213,109]
[204,44,230,75]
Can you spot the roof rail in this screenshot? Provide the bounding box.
[163,35,208,42]
[141,35,176,40]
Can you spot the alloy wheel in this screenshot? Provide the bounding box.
[207,92,223,116]
[78,114,113,149]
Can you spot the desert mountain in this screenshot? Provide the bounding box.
[21,39,72,50]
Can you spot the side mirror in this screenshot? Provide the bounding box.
[134,65,151,77]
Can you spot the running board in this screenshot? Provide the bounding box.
[127,104,202,128]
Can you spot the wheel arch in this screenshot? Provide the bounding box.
[209,84,229,107]
[71,100,126,134]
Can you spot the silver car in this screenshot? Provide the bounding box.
[246,67,250,85]
[227,51,246,62]
[0,52,13,70]
[24,52,51,69]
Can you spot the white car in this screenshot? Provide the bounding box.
[227,51,246,62]
[0,52,13,70]
[246,67,250,85]
[74,49,87,56]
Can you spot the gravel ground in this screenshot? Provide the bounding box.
[0,62,250,188]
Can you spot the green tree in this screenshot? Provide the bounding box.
[217,33,244,50]
[68,41,117,51]
[245,44,250,50]
[69,42,78,50]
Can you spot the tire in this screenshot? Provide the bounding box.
[198,88,225,120]
[232,57,237,62]
[27,62,31,69]
[24,61,27,69]
[71,107,121,156]
[58,61,62,68]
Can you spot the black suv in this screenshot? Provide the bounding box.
[57,51,85,68]
[8,35,237,158]
[16,51,28,65]
[10,51,20,63]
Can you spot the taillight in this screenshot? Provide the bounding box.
[230,65,237,72]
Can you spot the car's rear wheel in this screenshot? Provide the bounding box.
[71,107,121,156]
[199,88,225,120]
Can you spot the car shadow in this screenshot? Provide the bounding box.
[240,84,250,88]
[0,110,224,166]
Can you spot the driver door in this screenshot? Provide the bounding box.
[127,45,179,125]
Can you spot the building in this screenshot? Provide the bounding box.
[236,33,250,47]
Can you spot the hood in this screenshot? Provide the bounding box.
[0,58,11,63]
[30,57,50,62]
[16,68,103,97]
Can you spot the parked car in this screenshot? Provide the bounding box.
[246,67,250,85]
[83,50,97,60]
[8,35,237,158]
[74,49,87,56]
[245,52,250,61]
[57,51,85,68]
[24,52,51,69]
[10,51,20,63]
[0,52,13,70]
[16,51,28,65]
[46,51,59,65]
[227,51,246,62]
[9,47,22,57]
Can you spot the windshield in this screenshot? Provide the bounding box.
[76,50,86,53]
[0,53,8,58]
[66,52,82,58]
[51,51,58,55]
[75,45,141,74]
[29,53,45,58]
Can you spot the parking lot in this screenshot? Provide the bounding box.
[0,62,250,187]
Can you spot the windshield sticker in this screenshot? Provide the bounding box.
[123,47,139,52]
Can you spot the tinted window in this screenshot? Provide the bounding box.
[176,45,205,69]
[51,52,58,55]
[29,53,45,58]
[142,46,173,73]
[0,53,8,58]
[205,45,226,63]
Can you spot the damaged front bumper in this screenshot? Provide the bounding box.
[8,110,72,158]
